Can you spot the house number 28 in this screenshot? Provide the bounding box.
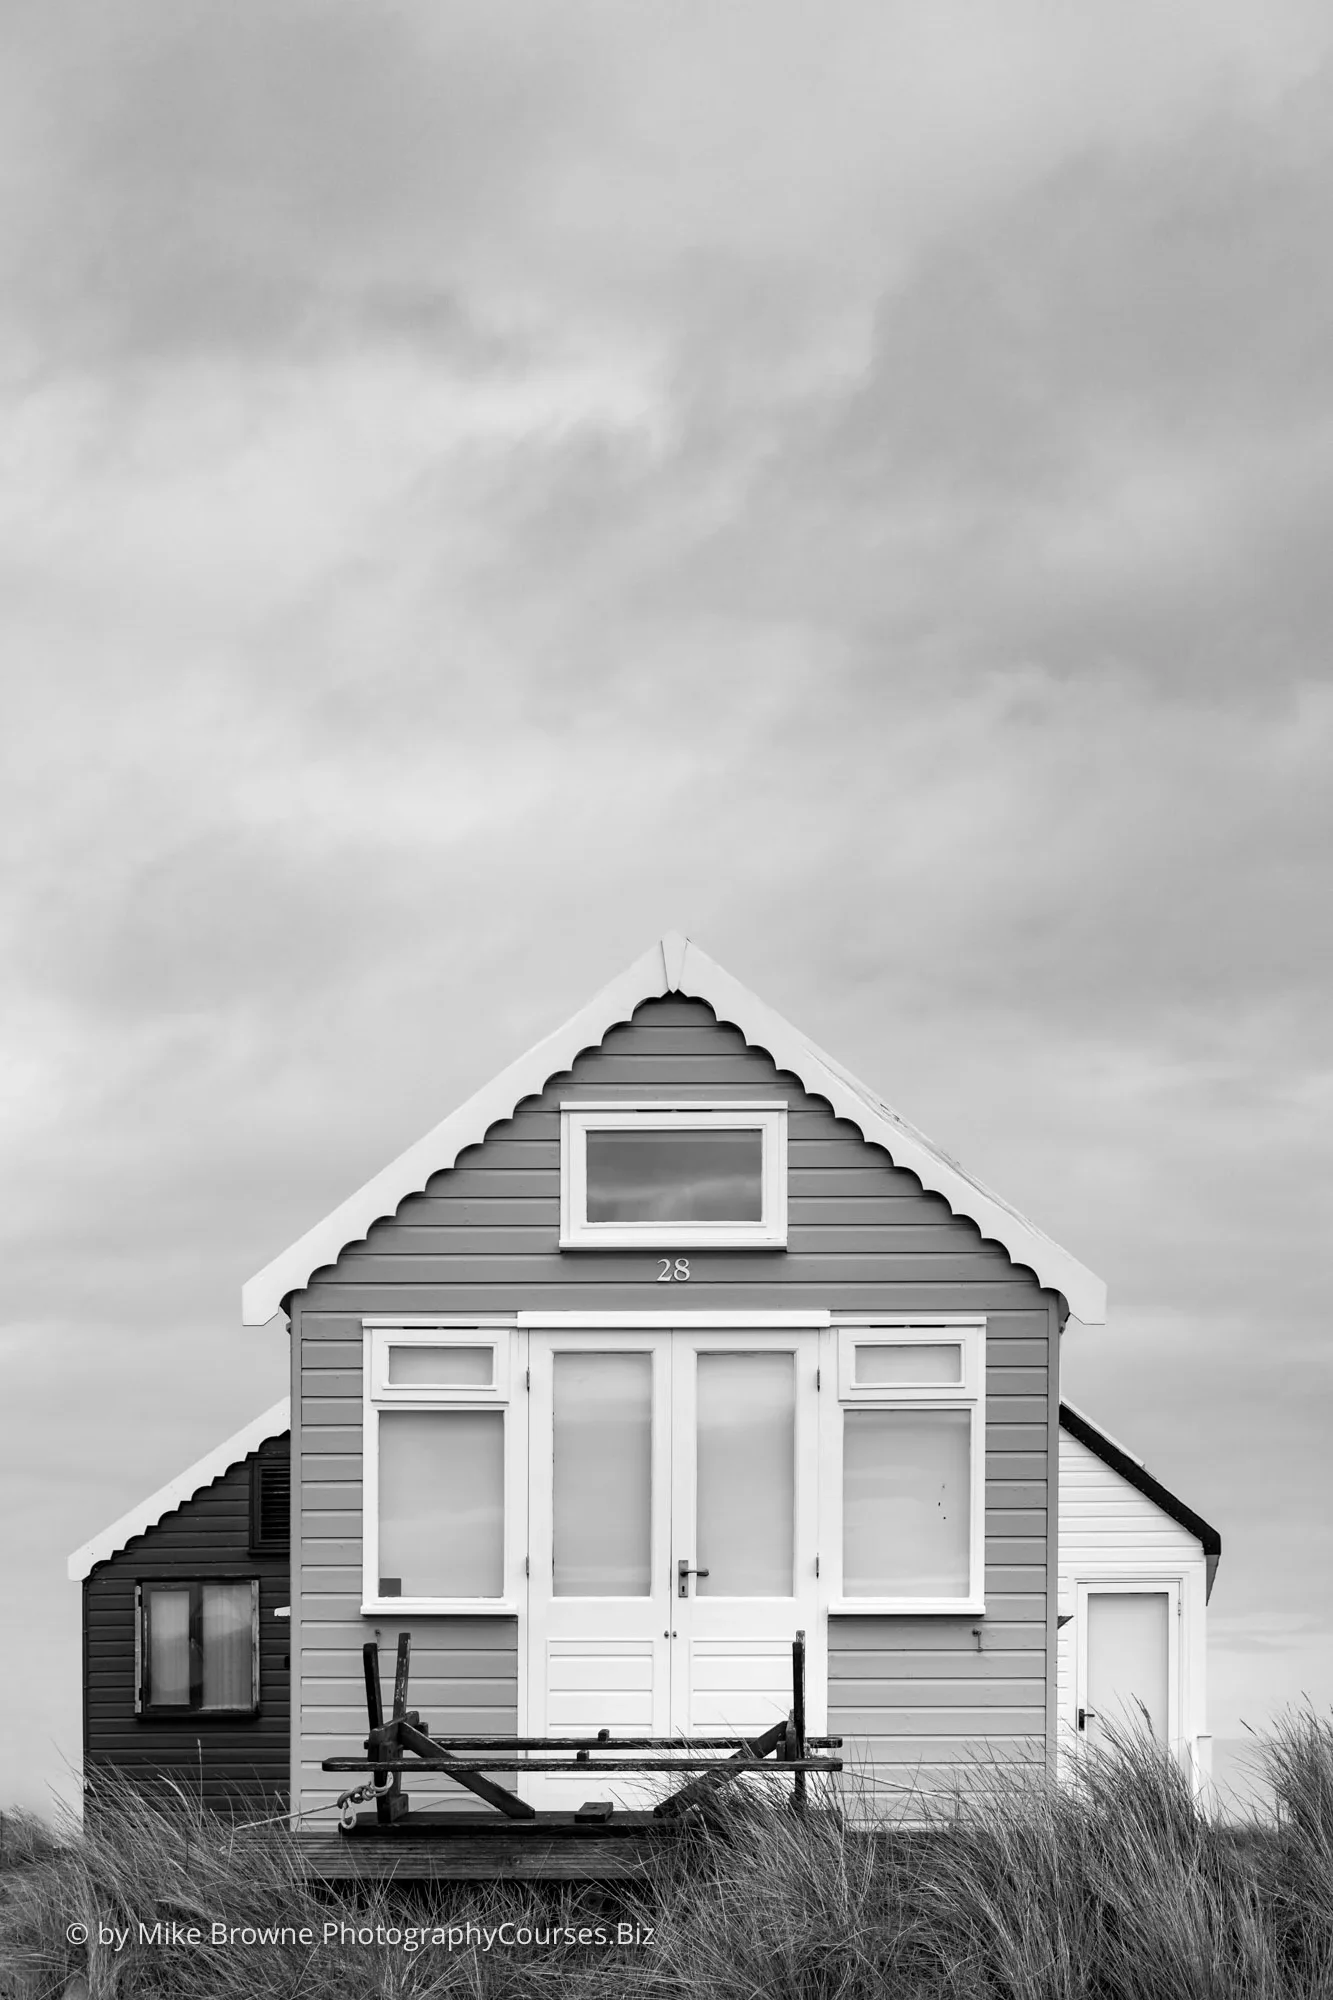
[656,1257,691,1282]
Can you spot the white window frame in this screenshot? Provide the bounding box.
[361,1320,524,1616]
[822,1318,986,1615]
[559,1101,788,1249]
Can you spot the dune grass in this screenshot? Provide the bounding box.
[2,1711,1330,1999]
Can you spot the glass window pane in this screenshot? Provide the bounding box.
[379,1410,504,1597]
[696,1352,794,1596]
[586,1129,763,1223]
[843,1409,971,1597]
[854,1342,962,1387]
[387,1344,493,1387]
[553,1353,652,1596]
[147,1589,191,1706]
[201,1583,254,1710]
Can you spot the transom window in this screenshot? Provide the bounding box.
[825,1320,986,1613]
[559,1103,788,1248]
[135,1580,259,1716]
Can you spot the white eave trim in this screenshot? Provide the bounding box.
[242,940,672,1325]
[67,1397,291,1581]
[242,932,1107,1326]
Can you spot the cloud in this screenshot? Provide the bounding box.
[2,0,1331,1809]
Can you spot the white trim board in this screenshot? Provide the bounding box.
[241,933,1106,1325]
[67,1398,291,1581]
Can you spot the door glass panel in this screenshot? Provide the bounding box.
[201,1583,254,1709]
[553,1352,652,1596]
[1086,1592,1169,1743]
[147,1588,191,1706]
[696,1352,794,1596]
[379,1409,504,1596]
[586,1129,763,1222]
[387,1344,493,1387]
[854,1342,961,1386]
[843,1408,971,1596]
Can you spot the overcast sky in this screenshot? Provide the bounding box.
[3,1,1330,1818]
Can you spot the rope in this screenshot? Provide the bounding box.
[207,1776,394,1837]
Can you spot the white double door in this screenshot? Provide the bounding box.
[525,1326,823,1808]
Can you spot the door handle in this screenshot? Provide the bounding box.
[1078,1707,1097,1732]
[677,1558,710,1598]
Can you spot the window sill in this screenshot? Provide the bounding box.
[360,1600,519,1618]
[828,1599,986,1617]
[136,1707,262,1722]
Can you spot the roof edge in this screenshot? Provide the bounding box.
[672,938,1106,1322]
[67,1397,291,1581]
[1059,1400,1222,1596]
[241,938,673,1323]
[241,931,1106,1326]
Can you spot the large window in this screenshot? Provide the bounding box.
[824,1321,986,1613]
[135,1580,259,1716]
[559,1103,788,1248]
[362,1324,520,1613]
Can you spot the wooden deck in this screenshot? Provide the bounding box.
[301,1810,684,1880]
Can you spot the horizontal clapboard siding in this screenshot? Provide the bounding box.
[84,1438,290,1815]
[293,995,1057,1820]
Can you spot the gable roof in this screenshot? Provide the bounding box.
[1060,1399,1222,1599]
[242,933,1107,1326]
[67,1398,291,1581]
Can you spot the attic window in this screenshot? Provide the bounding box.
[249,1457,290,1553]
[559,1104,788,1248]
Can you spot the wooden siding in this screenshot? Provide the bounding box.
[1055,1429,1208,1778]
[83,1436,290,1815]
[293,996,1059,1819]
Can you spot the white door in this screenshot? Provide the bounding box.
[1076,1581,1179,1755]
[527,1333,673,1809]
[671,1329,823,1740]
[526,1326,822,1809]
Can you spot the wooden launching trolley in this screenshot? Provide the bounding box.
[323,1631,842,1836]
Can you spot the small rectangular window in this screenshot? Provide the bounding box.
[369,1326,509,1401]
[586,1129,763,1224]
[137,1581,259,1716]
[561,1104,787,1248]
[853,1341,961,1387]
[387,1344,493,1388]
